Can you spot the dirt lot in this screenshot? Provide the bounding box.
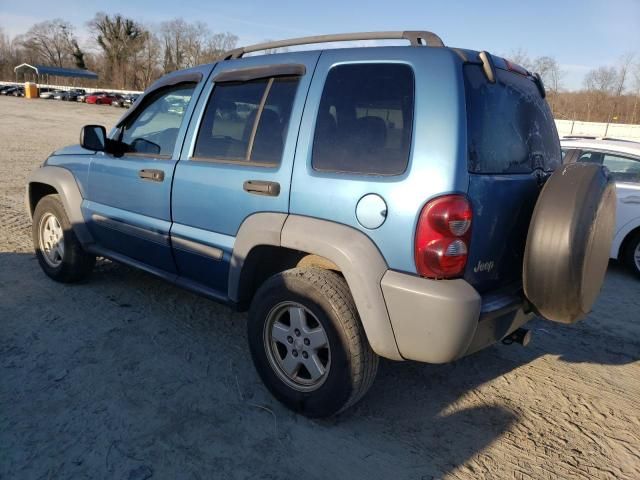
[1,96,639,479]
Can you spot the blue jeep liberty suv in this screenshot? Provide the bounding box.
[27,31,616,417]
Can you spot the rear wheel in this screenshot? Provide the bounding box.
[32,194,95,283]
[248,268,378,418]
[622,231,640,278]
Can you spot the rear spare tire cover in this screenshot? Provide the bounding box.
[523,163,616,324]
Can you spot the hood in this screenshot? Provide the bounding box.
[51,144,95,156]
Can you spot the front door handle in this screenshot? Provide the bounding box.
[139,169,164,182]
[243,180,280,196]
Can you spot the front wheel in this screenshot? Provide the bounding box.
[32,194,95,283]
[248,268,378,418]
[622,231,640,279]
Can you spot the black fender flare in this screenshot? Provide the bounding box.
[26,166,94,246]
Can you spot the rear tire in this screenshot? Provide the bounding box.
[622,231,640,279]
[32,194,95,283]
[248,268,378,418]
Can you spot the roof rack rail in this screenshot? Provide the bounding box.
[220,30,445,60]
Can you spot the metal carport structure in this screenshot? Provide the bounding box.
[13,64,98,85]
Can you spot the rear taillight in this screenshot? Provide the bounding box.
[415,195,472,279]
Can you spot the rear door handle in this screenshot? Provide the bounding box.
[138,169,164,182]
[243,180,280,196]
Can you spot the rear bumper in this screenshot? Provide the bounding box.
[381,270,534,363]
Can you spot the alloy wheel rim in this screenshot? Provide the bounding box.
[263,301,331,392]
[634,242,640,272]
[39,213,65,268]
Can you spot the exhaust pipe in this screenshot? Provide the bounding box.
[502,328,532,347]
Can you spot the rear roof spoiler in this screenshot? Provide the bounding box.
[476,51,546,98]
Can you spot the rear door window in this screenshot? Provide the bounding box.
[464,65,561,174]
[193,76,299,166]
[311,63,414,175]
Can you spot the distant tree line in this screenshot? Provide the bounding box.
[1,16,640,124]
[506,49,640,124]
[0,14,237,91]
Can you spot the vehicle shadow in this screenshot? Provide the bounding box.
[531,261,640,366]
[0,252,637,479]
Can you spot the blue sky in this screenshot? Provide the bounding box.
[1,0,639,90]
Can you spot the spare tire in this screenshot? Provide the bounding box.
[523,163,616,324]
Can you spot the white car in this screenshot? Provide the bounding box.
[561,137,640,277]
[39,89,64,99]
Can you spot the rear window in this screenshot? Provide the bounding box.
[464,65,561,174]
[312,63,414,175]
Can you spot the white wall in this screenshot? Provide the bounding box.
[556,120,640,141]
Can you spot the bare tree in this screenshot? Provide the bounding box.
[630,61,640,124]
[89,13,147,89]
[70,40,86,69]
[18,19,76,67]
[613,52,635,96]
[531,56,564,93]
[160,18,188,72]
[206,32,238,59]
[583,66,618,93]
[505,48,532,70]
[133,31,162,89]
[0,28,16,79]
[160,19,237,71]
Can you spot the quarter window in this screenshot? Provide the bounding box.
[311,63,415,175]
[603,154,640,183]
[120,84,196,157]
[193,76,299,165]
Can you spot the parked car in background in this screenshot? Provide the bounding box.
[111,94,132,108]
[54,89,86,101]
[26,31,616,417]
[84,92,106,104]
[0,84,19,94]
[40,89,64,99]
[123,94,139,108]
[562,137,640,277]
[1,86,20,96]
[11,87,24,97]
[86,92,119,105]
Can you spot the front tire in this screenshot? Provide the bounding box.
[32,194,95,283]
[248,268,378,418]
[622,231,640,279]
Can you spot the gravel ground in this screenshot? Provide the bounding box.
[1,96,639,479]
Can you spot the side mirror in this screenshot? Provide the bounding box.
[80,125,107,151]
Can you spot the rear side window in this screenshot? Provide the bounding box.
[604,154,640,183]
[312,63,414,175]
[578,151,640,183]
[464,65,561,174]
[193,76,299,165]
